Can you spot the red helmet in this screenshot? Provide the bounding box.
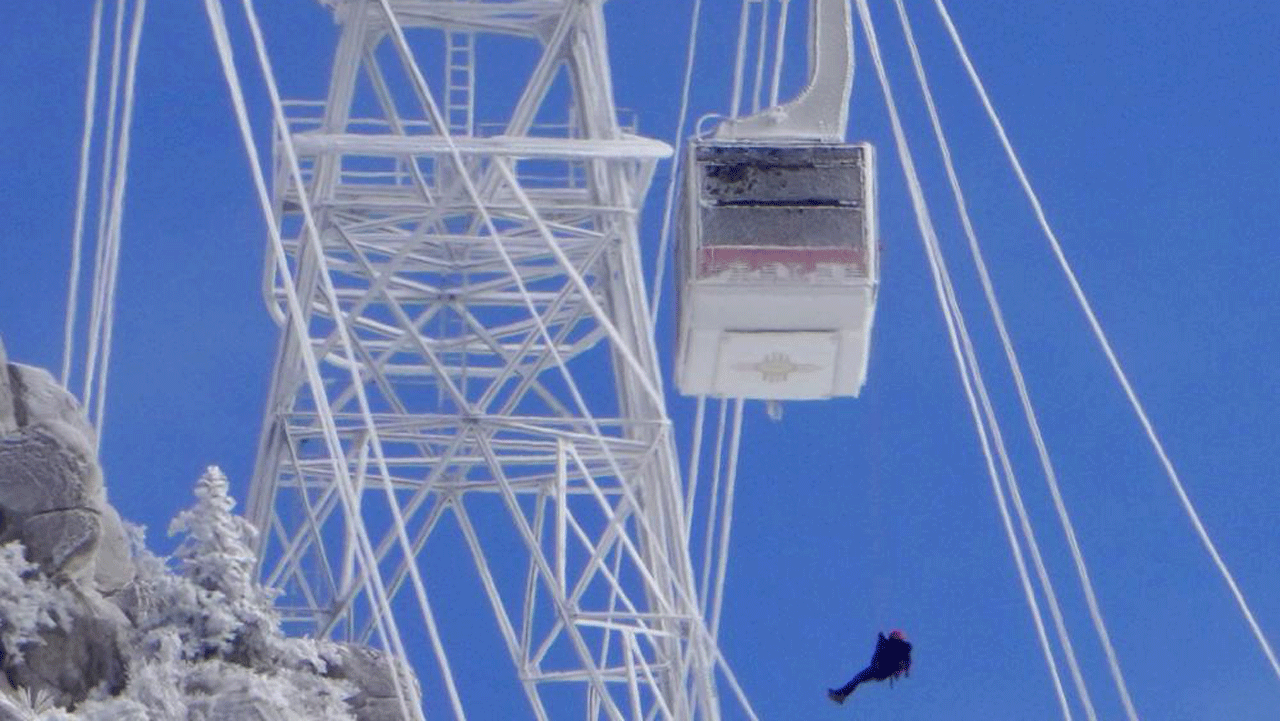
[889,629,906,640]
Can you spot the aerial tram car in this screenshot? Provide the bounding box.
[676,0,878,401]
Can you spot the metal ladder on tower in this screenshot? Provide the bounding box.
[444,29,475,136]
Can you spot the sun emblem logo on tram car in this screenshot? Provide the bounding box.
[733,352,822,383]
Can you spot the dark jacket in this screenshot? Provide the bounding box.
[869,633,912,679]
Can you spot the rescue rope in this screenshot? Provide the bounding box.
[853,1,1078,717]
[933,0,1280,689]
[892,2,1112,718]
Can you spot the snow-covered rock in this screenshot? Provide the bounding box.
[0,426,101,515]
[3,354,97,450]
[0,340,16,435]
[0,346,417,719]
[0,347,114,586]
[7,585,128,708]
[92,504,134,596]
[323,644,420,721]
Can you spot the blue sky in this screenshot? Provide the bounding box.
[3,1,1280,719]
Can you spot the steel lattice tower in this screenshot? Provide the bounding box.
[242,0,723,718]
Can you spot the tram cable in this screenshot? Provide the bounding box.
[62,0,105,389]
[202,2,425,717]
[91,0,147,445]
[660,0,1205,717]
[62,0,148,449]
[185,0,1280,715]
[206,1,765,716]
[648,0,704,324]
[710,398,746,641]
[931,0,1280,686]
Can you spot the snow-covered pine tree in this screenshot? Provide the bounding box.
[109,466,357,720]
[164,465,323,671]
[163,465,279,664]
[169,466,261,601]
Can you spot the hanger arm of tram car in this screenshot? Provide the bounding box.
[675,0,879,401]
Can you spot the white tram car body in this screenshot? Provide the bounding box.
[676,140,879,400]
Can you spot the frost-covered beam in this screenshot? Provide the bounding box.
[291,132,672,161]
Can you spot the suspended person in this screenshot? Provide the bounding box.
[827,629,912,704]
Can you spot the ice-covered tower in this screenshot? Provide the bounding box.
[243,0,721,718]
